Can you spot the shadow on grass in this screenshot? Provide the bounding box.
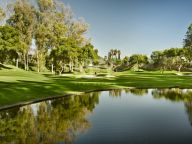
[0,77,108,106]
[0,64,12,70]
[1,72,192,106]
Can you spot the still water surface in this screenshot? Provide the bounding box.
[0,88,192,144]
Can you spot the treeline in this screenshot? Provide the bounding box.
[114,47,189,72]
[102,19,192,72]
[108,23,192,72]
[0,0,98,74]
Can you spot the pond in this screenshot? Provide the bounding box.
[0,88,192,144]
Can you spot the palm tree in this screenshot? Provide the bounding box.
[110,49,114,59]
[94,49,98,55]
[108,51,111,61]
[117,50,121,60]
[114,49,118,60]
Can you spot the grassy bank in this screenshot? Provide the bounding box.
[1,65,192,106]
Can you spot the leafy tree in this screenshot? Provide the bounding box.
[50,45,69,75]
[122,56,129,66]
[0,0,94,73]
[36,1,89,73]
[151,48,187,72]
[7,0,36,70]
[38,0,54,12]
[49,12,67,73]
[158,56,168,73]
[129,54,148,70]
[78,43,98,72]
[174,56,187,72]
[35,24,52,72]
[163,48,187,72]
[67,19,89,72]
[49,38,77,74]
[0,25,20,65]
[35,0,55,72]
[151,50,163,66]
[184,23,192,62]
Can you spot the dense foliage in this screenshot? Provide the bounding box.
[0,0,98,74]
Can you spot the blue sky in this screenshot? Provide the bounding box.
[61,0,192,57]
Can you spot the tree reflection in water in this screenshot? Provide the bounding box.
[1,89,192,143]
[109,89,122,97]
[185,102,192,126]
[152,88,192,126]
[0,92,100,144]
[109,88,148,97]
[127,88,148,96]
[152,88,192,102]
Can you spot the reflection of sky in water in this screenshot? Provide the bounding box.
[30,103,39,116]
[29,100,52,116]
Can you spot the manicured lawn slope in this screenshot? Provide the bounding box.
[1,65,192,106]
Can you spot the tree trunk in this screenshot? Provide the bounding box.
[24,53,27,70]
[51,63,54,74]
[69,61,71,72]
[71,62,74,72]
[69,61,74,72]
[178,65,182,72]
[26,52,29,71]
[59,64,64,75]
[162,66,165,74]
[79,64,83,73]
[37,51,40,73]
[137,61,139,71]
[51,57,54,74]
[37,60,40,72]
[169,66,172,71]
[16,58,19,68]
[79,62,84,73]
[63,63,66,73]
[161,66,164,74]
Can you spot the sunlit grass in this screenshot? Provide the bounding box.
[1,66,192,106]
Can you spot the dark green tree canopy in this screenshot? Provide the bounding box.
[184,24,192,49]
[0,25,20,50]
[129,54,148,65]
[0,25,21,64]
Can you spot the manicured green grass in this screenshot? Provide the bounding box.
[1,65,192,106]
